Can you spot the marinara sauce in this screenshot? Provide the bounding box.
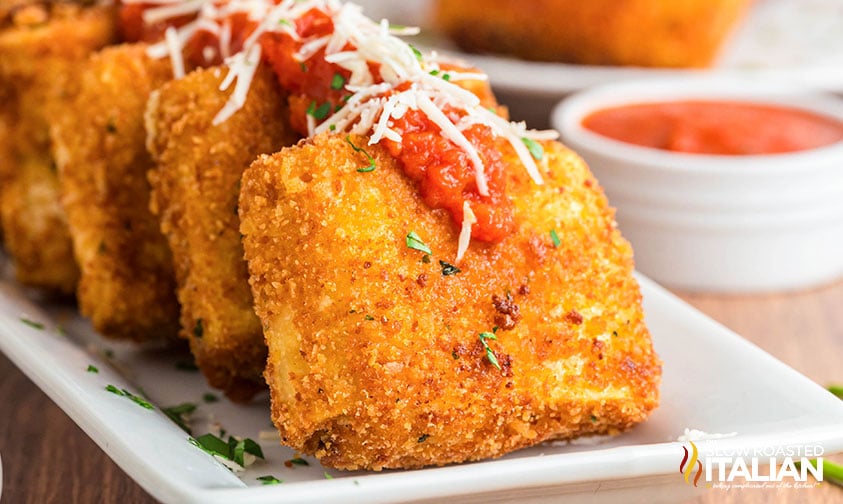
[582,101,843,155]
[122,5,515,243]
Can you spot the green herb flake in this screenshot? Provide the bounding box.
[421,254,431,264]
[105,384,123,396]
[203,392,219,403]
[405,231,432,255]
[324,471,334,480]
[451,350,459,360]
[105,385,154,410]
[307,101,332,120]
[417,434,430,443]
[299,61,307,72]
[288,456,309,467]
[278,19,292,27]
[190,433,264,468]
[590,415,598,423]
[329,124,336,131]
[521,137,544,161]
[163,402,197,434]
[439,260,461,276]
[176,360,199,372]
[86,364,99,373]
[409,44,422,61]
[258,475,282,485]
[550,229,561,248]
[126,390,154,410]
[442,73,451,81]
[345,136,376,172]
[330,73,346,90]
[193,318,204,339]
[829,384,843,400]
[364,314,375,321]
[20,317,44,330]
[478,332,502,370]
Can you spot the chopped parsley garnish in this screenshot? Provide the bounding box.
[176,360,199,372]
[193,318,204,339]
[106,385,154,410]
[478,332,502,370]
[278,19,291,26]
[345,136,376,172]
[550,229,561,248]
[257,475,282,485]
[364,314,375,321]
[521,137,544,160]
[409,43,422,61]
[86,364,99,373]
[417,434,430,443]
[429,69,440,76]
[405,231,432,255]
[441,73,451,81]
[288,456,309,467]
[590,415,598,422]
[20,317,44,330]
[439,260,461,276]
[330,73,346,90]
[307,100,332,120]
[329,124,336,131]
[324,472,334,480]
[421,254,431,264]
[830,384,843,400]
[451,350,459,360]
[203,392,219,403]
[190,433,264,468]
[163,402,197,434]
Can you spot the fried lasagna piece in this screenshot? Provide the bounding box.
[146,65,297,400]
[240,132,661,470]
[0,2,115,293]
[51,43,180,341]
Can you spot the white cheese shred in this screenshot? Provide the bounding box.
[140,0,560,221]
[164,26,186,79]
[456,200,477,264]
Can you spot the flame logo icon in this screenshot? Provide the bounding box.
[680,441,703,486]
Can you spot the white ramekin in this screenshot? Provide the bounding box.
[552,77,843,292]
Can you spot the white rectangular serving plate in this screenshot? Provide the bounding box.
[2,273,842,504]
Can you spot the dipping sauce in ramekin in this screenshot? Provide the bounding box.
[581,100,843,155]
[552,78,843,292]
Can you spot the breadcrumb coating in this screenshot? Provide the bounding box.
[51,43,179,340]
[240,132,661,470]
[435,0,751,68]
[147,64,297,399]
[0,3,115,293]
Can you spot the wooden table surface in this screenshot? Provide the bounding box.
[1,279,841,503]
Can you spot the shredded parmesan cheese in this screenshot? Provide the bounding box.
[456,201,477,264]
[139,0,560,253]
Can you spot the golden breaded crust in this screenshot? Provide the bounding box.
[240,133,661,470]
[147,65,298,400]
[434,0,751,68]
[0,3,115,293]
[51,43,179,341]
[1,155,78,293]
